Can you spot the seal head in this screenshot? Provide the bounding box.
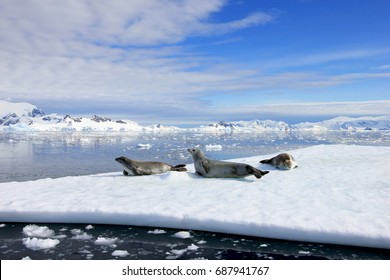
[188,148,269,179]
[115,156,187,176]
[260,153,298,170]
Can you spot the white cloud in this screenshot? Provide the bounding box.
[296,49,390,66]
[258,50,390,73]
[372,65,390,70]
[0,0,275,108]
[0,0,272,49]
[195,12,273,36]
[194,100,390,125]
[294,72,390,88]
[0,0,388,125]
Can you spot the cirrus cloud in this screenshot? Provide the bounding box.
[0,0,273,49]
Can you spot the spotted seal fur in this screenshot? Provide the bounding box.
[115,156,187,176]
[260,153,298,170]
[188,148,269,179]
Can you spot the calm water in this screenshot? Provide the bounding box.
[1,131,389,182]
[1,131,390,260]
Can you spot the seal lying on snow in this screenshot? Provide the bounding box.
[260,153,298,170]
[188,148,269,179]
[115,156,187,176]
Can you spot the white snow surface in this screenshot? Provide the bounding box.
[0,100,38,118]
[0,144,389,249]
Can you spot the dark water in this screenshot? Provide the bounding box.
[0,131,389,260]
[1,223,389,260]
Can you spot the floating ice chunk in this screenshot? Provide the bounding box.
[23,225,55,238]
[94,237,118,247]
[71,232,94,240]
[85,225,94,230]
[187,244,199,251]
[171,248,187,255]
[172,231,192,239]
[0,224,5,228]
[22,237,60,251]
[136,143,152,149]
[70,229,83,235]
[112,250,130,257]
[205,144,223,151]
[69,228,93,239]
[166,248,187,259]
[167,244,198,259]
[53,234,67,239]
[78,249,91,254]
[147,229,167,234]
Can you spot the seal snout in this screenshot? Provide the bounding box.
[115,156,126,163]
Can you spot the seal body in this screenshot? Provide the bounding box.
[260,153,298,170]
[115,156,187,176]
[188,148,269,179]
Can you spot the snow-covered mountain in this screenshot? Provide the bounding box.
[0,100,45,127]
[195,117,390,132]
[0,100,181,132]
[192,120,290,132]
[0,100,45,119]
[1,100,389,132]
[291,116,390,131]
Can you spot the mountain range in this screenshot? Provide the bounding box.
[1,100,389,132]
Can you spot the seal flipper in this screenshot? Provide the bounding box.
[200,159,210,174]
[171,164,187,172]
[246,165,269,179]
[260,158,272,164]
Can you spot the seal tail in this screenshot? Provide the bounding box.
[171,164,187,172]
[247,166,269,179]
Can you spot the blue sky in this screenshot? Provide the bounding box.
[0,0,389,125]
